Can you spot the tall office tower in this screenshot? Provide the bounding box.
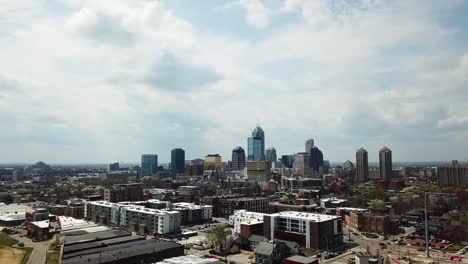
[247,161,272,182]
[108,162,120,172]
[141,154,158,176]
[305,139,315,153]
[265,147,277,162]
[379,146,393,181]
[232,147,246,171]
[308,146,324,172]
[356,148,369,182]
[171,148,185,174]
[438,162,468,186]
[248,126,265,160]
[248,137,263,161]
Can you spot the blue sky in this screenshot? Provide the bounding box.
[1,0,468,163]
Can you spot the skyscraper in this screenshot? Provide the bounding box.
[232,147,246,171]
[379,146,393,181]
[308,146,324,172]
[108,162,120,172]
[248,137,263,161]
[171,148,185,174]
[305,139,314,153]
[248,126,265,161]
[265,147,277,162]
[141,154,158,176]
[356,148,368,182]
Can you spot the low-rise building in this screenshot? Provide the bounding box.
[171,202,213,224]
[119,206,181,235]
[320,198,347,209]
[219,196,277,217]
[104,183,143,203]
[229,210,267,235]
[264,211,343,250]
[348,212,400,235]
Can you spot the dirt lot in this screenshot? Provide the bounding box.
[0,246,26,264]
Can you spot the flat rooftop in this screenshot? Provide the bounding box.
[270,211,340,222]
[64,230,131,245]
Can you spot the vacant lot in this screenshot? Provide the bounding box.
[0,232,31,264]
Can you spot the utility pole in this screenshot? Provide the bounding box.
[424,192,429,258]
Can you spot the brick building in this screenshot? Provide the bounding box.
[348,212,399,235]
[104,183,143,203]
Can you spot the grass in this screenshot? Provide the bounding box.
[46,238,61,264]
[0,232,19,247]
[0,232,33,264]
[20,247,33,264]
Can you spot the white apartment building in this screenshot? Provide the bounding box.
[229,210,267,234]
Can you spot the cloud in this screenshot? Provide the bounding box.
[65,7,135,45]
[225,0,270,29]
[142,52,222,91]
[0,75,18,92]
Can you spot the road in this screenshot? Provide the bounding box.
[10,234,55,264]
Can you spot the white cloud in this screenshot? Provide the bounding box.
[0,0,467,162]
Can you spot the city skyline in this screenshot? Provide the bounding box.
[1,1,468,163]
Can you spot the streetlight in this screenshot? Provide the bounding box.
[422,192,450,258]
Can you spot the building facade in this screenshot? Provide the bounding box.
[305,139,314,153]
[204,154,222,171]
[141,154,158,176]
[232,146,246,171]
[308,147,324,173]
[379,146,393,181]
[104,183,143,203]
[247,161,272,182]
[171,148,185,174]
[356,148,369,182]
[248,126,265,161]
[265,148,277,162]
[264,211,343,250]
[438,163,468,186]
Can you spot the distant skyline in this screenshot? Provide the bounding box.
[1,0,468,163]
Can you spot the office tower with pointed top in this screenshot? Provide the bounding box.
[248,126,265,161]
[171,148,185,174]
[141,154,158,176]
[379,146,393,181]
[265,147,277,162]
[356,147,369,182]
[232,146,246,171]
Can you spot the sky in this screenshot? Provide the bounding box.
[1,0,468,163]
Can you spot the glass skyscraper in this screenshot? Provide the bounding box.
[141,154,158,176]
[248,126,265,161]
[265,147,277,162]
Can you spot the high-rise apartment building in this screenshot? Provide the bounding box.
[171,148,185,174]
[379,146,393,181]
[356,148,369,182]
[248,126,265,161]
[231,147,246,171]
[265,147,277,162]
[141,154,158,176]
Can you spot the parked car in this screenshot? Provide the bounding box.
[17,242,24,247]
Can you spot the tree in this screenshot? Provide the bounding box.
[369,199,385,209]
[207,224,231,253]
[26,193,34,202]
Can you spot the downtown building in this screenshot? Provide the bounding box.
[231,146,246,171]
[171,202,213,225]
[248,126,265,161]
[141,154,158,176]
[379,146,393,181]
[355,147,369,182]
[247,160,272,182]
[171,148,185,174]
[265,147,277,162]
[438,161,468,186]
[264,211,343,250]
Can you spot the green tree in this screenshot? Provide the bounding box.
[26,193,34,202]
[207,224,231,253]
[369,199,385,209]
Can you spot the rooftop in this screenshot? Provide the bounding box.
[270,211,340,222]
[155,255,220,264]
